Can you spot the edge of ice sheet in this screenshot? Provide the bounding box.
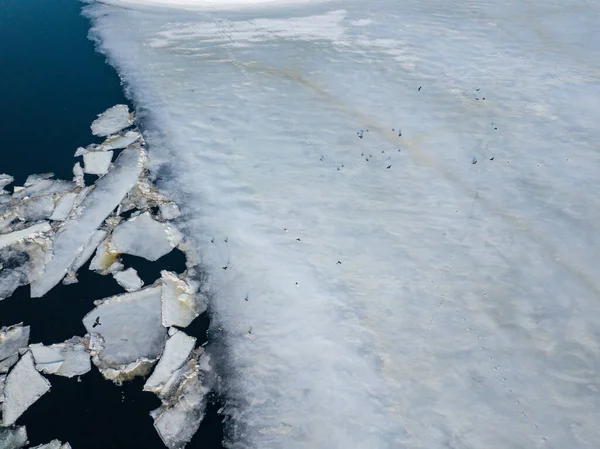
[93,0,330,12]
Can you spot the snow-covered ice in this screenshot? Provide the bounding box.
[31,147,144,297]
[0,426,28,449]
[29,338,91,378]
[160,271,205,328]
[110,212,182,261]
[83,151,113,175]
[85,1,600,448]
[82,286,167,382]
[90,104,133,137]
[144,330,196,394]
[1,351,51,426]
[30,441,72,449]
[158,202,180,220]
[113,267,144,292]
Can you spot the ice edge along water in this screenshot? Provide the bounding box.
[83,1,600,449]
[1,105,211,448]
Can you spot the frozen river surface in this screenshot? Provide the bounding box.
[85,0,600,448]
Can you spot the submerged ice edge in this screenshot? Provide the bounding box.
[84,1,600,448]
[1,105,213,448]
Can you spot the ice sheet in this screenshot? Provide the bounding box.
[113,267,144,292]
[83,151,114,175]
[0,426,28,449]
[90,104,133,137]
[30,147,144,297]
[1,351,51,426]
[86,1,600,448]
[144,330,196,394]
[110,212,182,261]
[82,286,167,382]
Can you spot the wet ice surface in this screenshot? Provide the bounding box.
[85,1,600,448]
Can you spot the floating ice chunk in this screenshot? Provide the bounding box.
[14,195,56,221]
[12,179,74,200]
[101,131,141,150]
[91,105,133,137]
[150,351,211,449]
[49,192,78,221]
[82,286,167,383]
[110,212,182,262]
[0,238,51,300]
[29,338,91,378]
[0,426,28,449]
[68,230,107,278]
[30,148,144,298]
[30,441,72,449]
[113,268,143,292]
[160,271,205,328]
[0,174,14,192]
[1,351,51,426]
[0,222,51,250]
[0,324,30,363]
[72,162,84,188]
[88,236,119,274]
[159,202,181,220]
[24,173,54,187]
[83,151,113,176]
[0,354,19,374]
[144,330,196,394]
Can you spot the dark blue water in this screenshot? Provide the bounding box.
[0,1,224,447]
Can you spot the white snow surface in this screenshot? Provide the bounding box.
[31,147,144,297]
[86,1,600,448]
[113,267,144,291]
[1,351,51,426]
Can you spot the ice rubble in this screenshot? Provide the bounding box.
[160,271,205,328]
[30,146,144,298]
[29,338,91,378]
[90,104,133,137]
[83,151,113,175]
[0,223,51,251]
[0,175,14,193]
[113,267,143,292]
[0,426,28,449]
[30,441,72,449]
[1,351,51,426]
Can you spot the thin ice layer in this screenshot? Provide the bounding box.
[113,267,143,292]
[29,338,91,378]
[30,147,144,297]
[160,271,204,328]
[110,212,182,261]
[86,2,600,448]
[144,330,196,393]
[82,286,166,380]
[83,151,114,175]
[1,351,51,426]
[90,104,133,137]
[0,426,28,449]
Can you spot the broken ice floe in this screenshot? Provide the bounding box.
[83,151,113,175]
[29,337,91,378]
[72,162,84,188]
[30,441,72,449]
[0,426,28,449]
[1,351,51,426]
[90,104,133,137]
[144,330,196,394]
[109,212,182,262]
[0,324,30,372]
[82,286,167,383]
[0,175,14,193]
[159,202,181,221]
[150,350,212,449]
[0,222,51,251]
[160,271,205,328]
[113,267,143,292]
